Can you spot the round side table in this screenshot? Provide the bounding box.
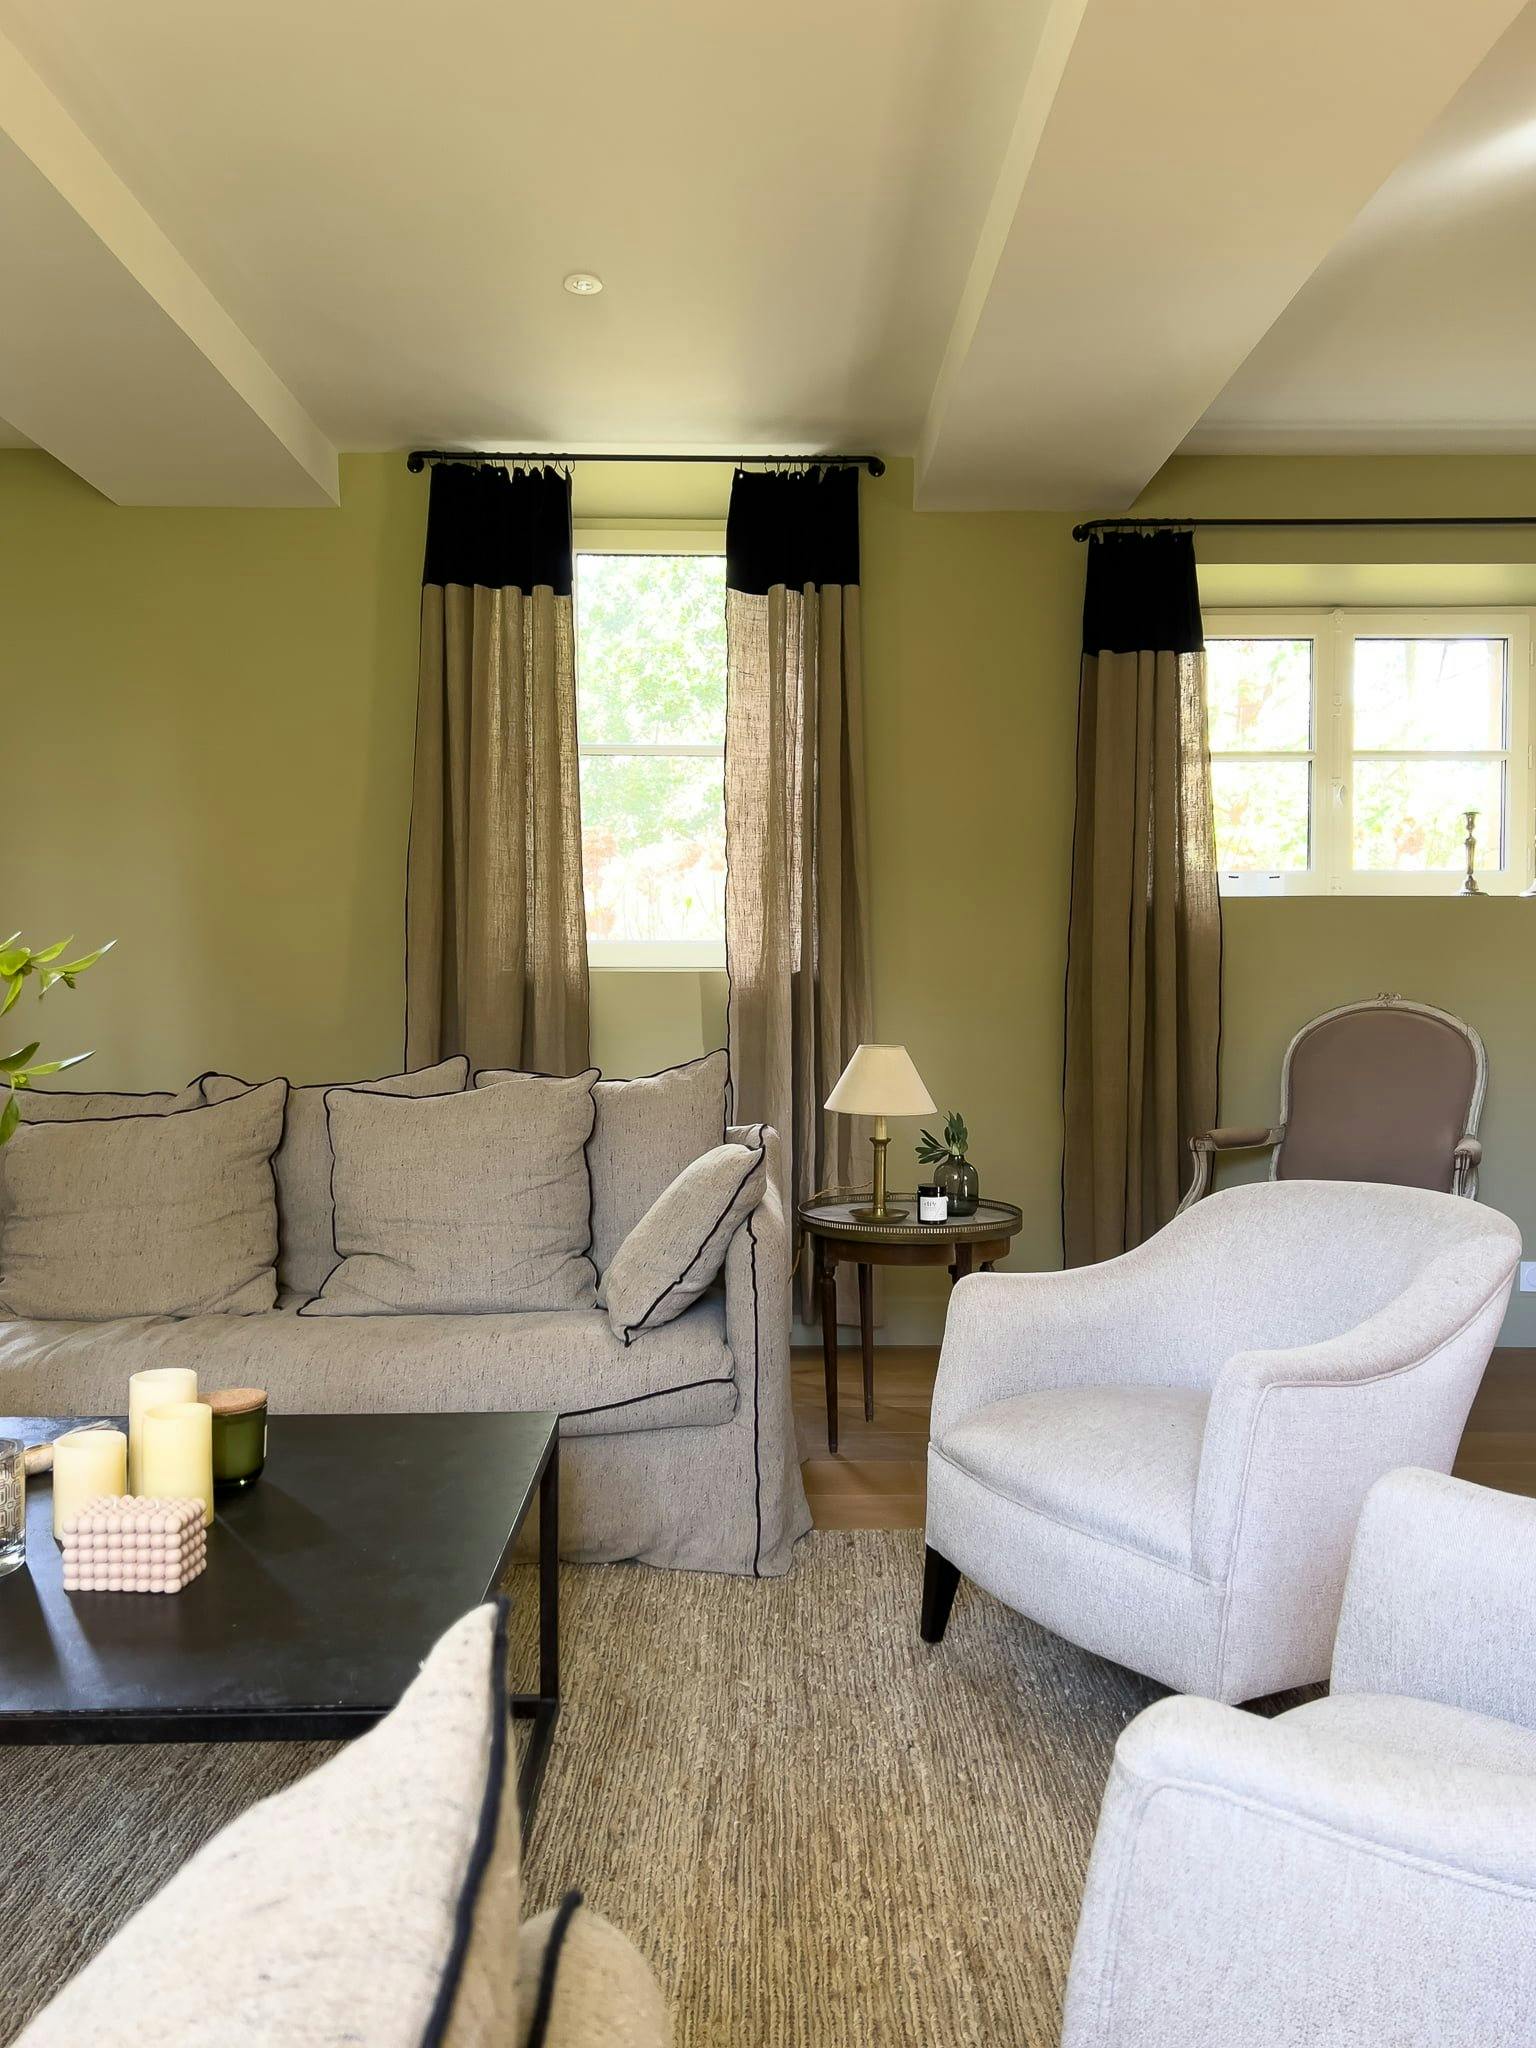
[798,1195,1024,1453]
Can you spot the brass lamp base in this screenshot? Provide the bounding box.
[850,1128,908,1223]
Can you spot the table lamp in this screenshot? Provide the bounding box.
[825,1043,936,1223]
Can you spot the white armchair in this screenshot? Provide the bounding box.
[921,1181,1519,1701]
[1061,1469,1536,2046]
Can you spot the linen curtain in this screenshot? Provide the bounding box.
[406,462,589,1076]
[1062,529,1222,1264]
[725,465,873,1316]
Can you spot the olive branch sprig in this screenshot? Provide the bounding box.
[1,934,115,1144]
[915,1110,969,1166]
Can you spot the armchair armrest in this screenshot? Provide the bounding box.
[1332,1469,1536,1730]
[930,1236,1211,1439]
[1178,1124,1284,1210]
[1062,1694,1536,2046]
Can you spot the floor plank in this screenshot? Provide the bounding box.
[795,1343,1536,1530]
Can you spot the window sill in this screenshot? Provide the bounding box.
[589,948,726,971]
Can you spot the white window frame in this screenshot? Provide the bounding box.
[573,522,728,969]
[1204,606,1534,897]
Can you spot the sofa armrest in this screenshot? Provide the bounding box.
[1332,1469,1536,1729]
[722,1124,806,1575]
[1062,1695,1536,2047]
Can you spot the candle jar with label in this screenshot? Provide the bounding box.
[209,1387,268,1492]
[917,1184,950,1223]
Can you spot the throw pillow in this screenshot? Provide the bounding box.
[13,1603,524,2048]
[302,1070,599,1316]
[0,1078,287,1320]
[200,1058,469,1297]
[598,1133,766,1343]
[478,1050,727,1273]
[516,1899,671,2047]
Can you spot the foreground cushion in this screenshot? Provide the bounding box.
[0,1080,287,1320]
[17,1078,206,1122]
[201,1057,469,1296]
[480,1052,727,1273]
[304,1071,599,1315]
[599,1134,766,1343]
[517,1902,672,2047]
[14,1603,522,2048]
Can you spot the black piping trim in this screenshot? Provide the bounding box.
[614,1129,766,1344]
[299,1071,599,1315]
[747,1204,763,1577]
[523,1890,586,2048]
[418,1598,511,2048]
[559,1372,735,1422]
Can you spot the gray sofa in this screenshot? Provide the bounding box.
[0,1062,809,1578]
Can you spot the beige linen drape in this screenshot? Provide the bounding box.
[406,462,589,1076]
[1063,532,1222,1265]
[725,465,872,1319]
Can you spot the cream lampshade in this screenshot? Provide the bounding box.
[825,1043,936,1223]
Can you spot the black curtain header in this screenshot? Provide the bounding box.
[1081,529,1203,656]
[422,463,574,595]
[725,465,860,594]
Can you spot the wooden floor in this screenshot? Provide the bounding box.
[794,1343,1536,1531]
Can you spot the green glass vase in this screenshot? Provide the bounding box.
[935,1156,978,1216]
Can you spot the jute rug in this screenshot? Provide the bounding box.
[1,1531,1164,2046]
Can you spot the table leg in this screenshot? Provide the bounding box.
[819,1242,839,1455]
[858,1261,874,1423]
[511,1432,561,1845]
[950,1244,975,1284]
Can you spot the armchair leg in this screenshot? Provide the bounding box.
[920,1546,961,1644]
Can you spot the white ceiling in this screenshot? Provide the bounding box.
[0,0,1533,506]
[1187,4,1536,454]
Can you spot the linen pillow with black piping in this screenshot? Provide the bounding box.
[200,1058,470,1299]
[514,1895,670,2047]
[12,1602,526,2048]
[302,1070,598,1316]
[597,1132,767,1344]
[0,1079,287,1320]
[15,1078,206,1122]
[478,1050,727,1274]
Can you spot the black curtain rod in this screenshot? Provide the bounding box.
[1073,513,1536,542]
[407,448,885,477]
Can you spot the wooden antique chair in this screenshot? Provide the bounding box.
[1180,996,1487,1210]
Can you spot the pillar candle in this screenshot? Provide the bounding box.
[140,1402,215,1528]
[52,1426,128,1539]
[127,1368,198,1492]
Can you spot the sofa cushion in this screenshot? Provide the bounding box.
[479,1052,727,1274]
[14,1603,523,2048]
[201,1057,469,1298]
[599,1134,766,1343]
[0,1079,287,1320]
[1280,1692,1536,1775]
[0,1296,735,1437]
[934,1385,1210,1570]
[303,1071,598,1316]
[17,1078,205,1121]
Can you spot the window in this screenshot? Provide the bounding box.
[574,528,727,966]
[1204,608,1533,895]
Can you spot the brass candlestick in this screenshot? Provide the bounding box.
[1456,809,1485,896]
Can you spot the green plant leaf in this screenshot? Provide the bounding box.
[0,1042,40,1074]
[57,941,114,976]
[0,948,30,978]
[28,938,71,964]
[0,976,21,1017]
[0,1090,18,1146]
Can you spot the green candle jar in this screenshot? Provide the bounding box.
[208,1387,268,1492]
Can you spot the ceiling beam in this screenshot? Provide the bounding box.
[916,0,1530,510]
[0,29,336,506]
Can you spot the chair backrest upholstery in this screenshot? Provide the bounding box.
[1275,999,1484,1193]
[1165,1179,1518,1371]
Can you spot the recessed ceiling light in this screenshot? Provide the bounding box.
[563,272,604,296]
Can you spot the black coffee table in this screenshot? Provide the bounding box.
[0,1412,561,1826]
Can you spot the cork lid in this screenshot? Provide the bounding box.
[207,1386,268,1417]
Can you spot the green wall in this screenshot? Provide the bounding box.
[2,448,1532,1339]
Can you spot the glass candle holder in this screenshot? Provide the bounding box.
[0,1439,24,1578]
[209,1388,268,1492]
